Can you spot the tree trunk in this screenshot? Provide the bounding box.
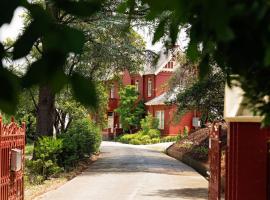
[36,85,55,137]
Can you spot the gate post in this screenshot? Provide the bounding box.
[267,140,270,200]
[209,122,222,200]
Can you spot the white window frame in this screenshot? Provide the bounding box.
[135,80,139,91]
[155,110,164,129]
[147,78,152,97]
[110,85,114,98]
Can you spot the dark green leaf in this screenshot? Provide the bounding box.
[117,1,128,13]
[152,17,167,44]
[264,46,270,66]
[0,66,20,114]
[186,40,200,62]
[169,17,179,46]
[22,52,67,88]
[52,0,102,17]
[0,0,20,25]
[45,25,85,54]
[198,55,210,80]
[48,70,68,93]
[0,43,4,59]
[217,26,234,42]
[13,20,41,59]
[71,73,97,108]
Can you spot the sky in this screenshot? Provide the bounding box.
[0,7,25,43]
[0,8,188,52]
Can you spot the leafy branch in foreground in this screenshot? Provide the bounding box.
[122,0,270,125]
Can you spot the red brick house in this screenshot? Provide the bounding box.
[106,47,197,136]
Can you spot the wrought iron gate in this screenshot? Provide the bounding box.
[0,116,25,200]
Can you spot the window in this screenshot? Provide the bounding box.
[110,84,114,98]
[135,80,139,91]
[168,61,174,68]
[147,79,152,97]
[155,110,164,129]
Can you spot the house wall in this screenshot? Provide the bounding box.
[147,105,194,136]
[122,70,132,85]
[155,72,173,96]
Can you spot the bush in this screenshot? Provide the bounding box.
[26,137,63,184]
[150,138,160,143]
[117,134,136,143]
[59,118,102,168]
[183,126,189,137]
[160,136,178,143]
[140,114,159,133]
[147,129,161,138]
[130,138,141,145]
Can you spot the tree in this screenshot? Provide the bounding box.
[169,56,225,124]
[121,0,270,125]
[5,0,270,125]
[173,70,225,124]
[116,85,145,131]
[2,0,146,139]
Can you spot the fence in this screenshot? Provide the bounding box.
[0,116,25,200]
[208,122,222,200]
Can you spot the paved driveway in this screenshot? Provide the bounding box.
[38,142,208,200]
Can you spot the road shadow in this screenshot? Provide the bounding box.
[144,188,208,199]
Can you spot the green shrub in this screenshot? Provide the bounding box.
[150,138,160,144]
[117,134,136,143]
[59,118,102,168]
[147,129,161,138]
[26,137,63,183]
[183,126,189,137]
[160,136,178,143]
[140,114,159,134]
[35,137,63,163]
[130,138,141,145]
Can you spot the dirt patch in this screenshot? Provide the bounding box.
[25,154,99,200]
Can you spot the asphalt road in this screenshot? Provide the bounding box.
[38,141,208,200]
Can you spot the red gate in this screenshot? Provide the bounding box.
[0,116,25,200]
[267,140,270,200]
[209,122,222,200]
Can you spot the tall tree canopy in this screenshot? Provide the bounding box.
[2,0,270,125]
[169,55,225,123]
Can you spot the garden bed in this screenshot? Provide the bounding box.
[166,125,227,189]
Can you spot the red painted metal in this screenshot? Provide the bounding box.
[0,116,25,200]
[209,122,222,200]
[267,141,270,200]
[226,122,270,200]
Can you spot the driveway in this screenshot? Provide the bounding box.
[38,141,208,200]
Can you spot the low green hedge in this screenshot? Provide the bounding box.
[116,130,181,145]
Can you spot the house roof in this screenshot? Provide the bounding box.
[145,92,176,106]
[142,47,182,76]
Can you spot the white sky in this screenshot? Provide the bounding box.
[0,7,25,43]
[0,8,188,52]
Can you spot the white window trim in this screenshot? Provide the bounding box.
[147,79,152,97]
[110,85,114,98]
[156,110,165,130]
[135,80,139,91]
